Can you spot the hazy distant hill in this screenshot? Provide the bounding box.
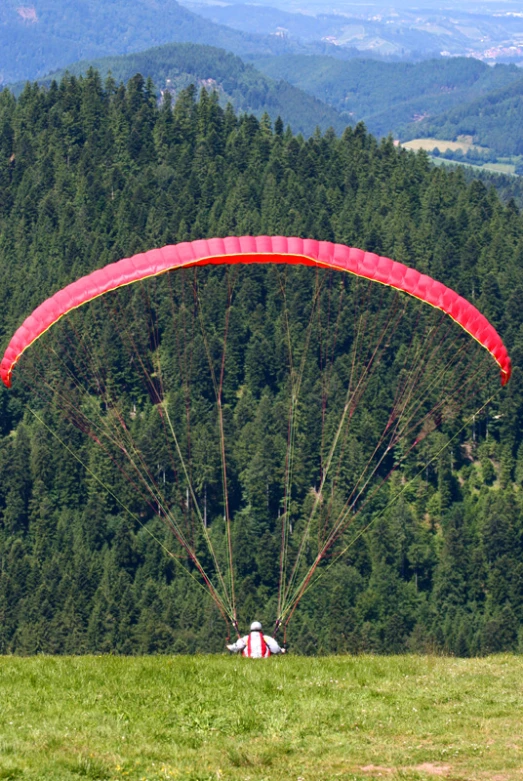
[186,2,451,58]
[29,43,348,138]
[185,3,336,41]
[403,77,523,158]
[252,54,522,139]
[187,2,523,61]
[0,0,324,85]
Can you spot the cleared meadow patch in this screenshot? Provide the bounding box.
[401,138,487,154]
[0,655,522,780]
[431,157,517,175]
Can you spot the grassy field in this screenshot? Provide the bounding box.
[401,138,485,154]
[1,655,522,781]
[430,157,517,176]
[399,139,518,175]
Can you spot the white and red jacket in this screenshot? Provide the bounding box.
[227,631,283,658]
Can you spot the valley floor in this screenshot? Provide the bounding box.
[0,654,522,780]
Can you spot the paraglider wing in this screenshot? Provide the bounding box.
[0,234,512,637]
[1,235,511,388]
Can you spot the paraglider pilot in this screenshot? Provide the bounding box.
[227,621,286,658]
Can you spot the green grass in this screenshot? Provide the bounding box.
[430,157,518,176]
[0,655,522,780]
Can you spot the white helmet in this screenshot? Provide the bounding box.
[250,621,262,632]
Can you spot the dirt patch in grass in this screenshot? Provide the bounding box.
[414,763,452,776]
[361,763,451,777]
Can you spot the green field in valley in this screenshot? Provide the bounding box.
[431,157,518,176]
[0,655,522,780]
[401,138,520,175]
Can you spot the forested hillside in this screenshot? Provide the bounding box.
[461,166,523,208]
[0,0,328,85]
[251,55,521,140]
[404,77,523,158]
[1,72,523,656]
[436,164,523,209]
[31,43,347,137]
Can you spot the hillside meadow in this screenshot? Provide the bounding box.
[401,139,484,154]
[0,654,522,780]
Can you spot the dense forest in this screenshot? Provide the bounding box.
[1,72,523,657]
[30,43,347,138]
[458,165,523,210]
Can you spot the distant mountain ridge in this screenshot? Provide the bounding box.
[24,43,348,138]
[186,2,523,62]
[187,2,447,57]
[0,0,339,85]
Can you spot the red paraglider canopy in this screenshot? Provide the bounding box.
[0,236,511,387]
